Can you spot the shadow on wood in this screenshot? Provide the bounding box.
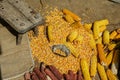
[0,44,1,55]
[0,18,18,36]
[0,18,22,45]
[0,66,2,80]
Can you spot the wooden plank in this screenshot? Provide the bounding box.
[0,0,43,33]
[8,0,43,24]
[0,0,33,33]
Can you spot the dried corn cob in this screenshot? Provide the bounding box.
[67,30,78,42]
[88,34,97,51]
[105,52,109,57]
[96,37,102,44]
[115,34,120,39]
[97,44,107,66]
[33,67,47,80]
[70,21,82,28]
[47,25,54,42]
[110,31,117,40]
[94,19,109,27]
[31,72,39,80]
[93,19,109,39]
[84,23,92,30]
[48,65,63,80]
[90,55,97,77]
[106,50,114,66]
[74,35,83,43]
[103,30,110,45]
[68,70,76,80]
[93,22,100,40]
[46,75,52,80]
[106,69,117,80]
[80,58,91,80]
[64,74,71,80]
[97,63,108,80]
[64,14,75,24]
[44,68,58,80]
[111,50,120,75]
[100,25,107,32]
[108,43,116,51]
[63,9,81,21]
[64,42,79,57]
[77,70,83,80]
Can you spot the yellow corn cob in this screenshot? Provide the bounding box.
[90,55,97,77]
[105,52,109,57]
[88,34,97,51]
[97,44,107,66]
[81,58,91,80]
[93,22,100,40]
[48,25,54,42]
[97,63,108,80]
[67,30,78,42]
[103,30,110,45]
[64,14,75,24]
[84,23,92,30]
[100,25,107,32]
[63,9,81,21]
[70,21,82,28]
[106,69,117,80]
[74,35,83,43]
[96,37,102,44]
[111,50,119,75]
[110,31,117,40]
[115,34,120,39]
[93,19,109,39]
[64,42,79,57]
[108,43,116,51]
[106,50,114,66]
[94,19,109,26]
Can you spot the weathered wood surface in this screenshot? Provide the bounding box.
[0,0,43,33]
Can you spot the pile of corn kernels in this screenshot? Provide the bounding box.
[28,8,95,73]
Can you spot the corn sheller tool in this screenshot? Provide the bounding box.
[0,0,44,44]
